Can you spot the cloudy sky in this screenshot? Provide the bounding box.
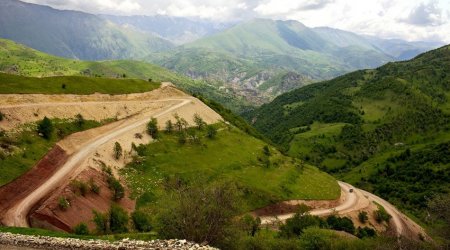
[21,0,450,43]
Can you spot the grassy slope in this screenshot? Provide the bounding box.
[121,124,340,212]
[0,73,159,95]
[0,38,250,111]
[251,45,450,236]
[0,119,104,186]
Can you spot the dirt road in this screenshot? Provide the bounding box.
[260,181,427,240]
[2,98,192,227]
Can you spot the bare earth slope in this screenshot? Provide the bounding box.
[0,83,222,231]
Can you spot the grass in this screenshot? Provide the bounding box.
[0,118,103,186]
[121,124,340,211]
[0,73,160,95]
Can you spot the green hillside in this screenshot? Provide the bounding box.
[0,0,173,60]
[251,45,450,240]
[122,123,340,212]
[148,19,411,103]
[0,38,250,111]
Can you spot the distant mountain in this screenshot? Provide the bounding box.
[249,45,450,225]
[101,15,232,45]
[0,38,250,111]
[149,19,440,104]
[0,0,174,60]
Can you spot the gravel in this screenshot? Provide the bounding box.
[0,232,218,250]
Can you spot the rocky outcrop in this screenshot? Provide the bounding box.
[0,232,218,250]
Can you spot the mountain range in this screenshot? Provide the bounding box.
[0,0,444,107]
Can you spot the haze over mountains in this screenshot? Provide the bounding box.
[0,0,444,106]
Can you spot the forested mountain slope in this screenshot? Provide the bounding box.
[250,46,450,240]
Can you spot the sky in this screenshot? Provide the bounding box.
[21,0,450,43]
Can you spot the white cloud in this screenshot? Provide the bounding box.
[21,0,450,42]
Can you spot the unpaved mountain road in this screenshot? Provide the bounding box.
[2,98,192,227]
[260,181,428,240]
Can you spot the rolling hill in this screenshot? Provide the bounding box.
[250,45,450,240]
[0,0,174,60]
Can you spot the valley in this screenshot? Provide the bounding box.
[0,0,448,249]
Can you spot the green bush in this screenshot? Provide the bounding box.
[71,180,88,196]
[89,178,100,194]
[92,210,108,234]
[38,117,53,139]
[374,206,391,223]
[107,176,125,201]
[358,211,368,224]
[73,223,89,235]
[239,214,261,237]
[356,227,376,238]
[193,113,206,130]
[206,125,218,139]
[131,210,152,232]
[113,142,122,160]
[279,205,323,238]
[109,204,129,233]
[58,197,70,210]
[147,118,159,139]
[0,112,4,121]
[326,215,355,234]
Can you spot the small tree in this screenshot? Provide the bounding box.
[61,83,66,89]
[165,120,173,133]
[109,204,129,233]
[113,142,122,160]
[58,196,70,210]
[0,111,4,121]
[92,210,108,234]
[358,211,368,224]
[193,113,206,130]
[132,210,152,232]
[108,176,125,201]
[147,118,159,139]
[38,117,53,139]
[75,114,85,128]
[89,178,100,194]
[240,214,261,236]
[174,114,188,131]
[263,145,271,156]
[73,223,89,235]
[374,206,392,223]
[206,125,217,139]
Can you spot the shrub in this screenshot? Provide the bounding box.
[58,197,70,210]
[263,145,271,156]
[108,176,125,201]
[326,215,355,234]
[132,210,152,232]
[279,205,323,238]
[358,211,368,224]
[147,118,159,139]
[206,125,218,139]
[75,114,85,128]
[193,113,206,130]
[73,223,89,235]
[165,120,173,133]
[38,117,53,139]
[0,112,4,121]
[157,182,242,247]
[356,226,376,238]
[239,214,261,236]
[374,206,391,223]
[89,178,100,194]
[92,210,108,234]
[109,204,129,233]
[178,132,187,145]
[71,180,89,196]
[113,142,122,160]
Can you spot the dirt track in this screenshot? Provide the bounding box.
[260,181,428,240]
[0,84,222,228]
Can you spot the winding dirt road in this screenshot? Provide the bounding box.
[1,92,205,227]
[260,181,428,240]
